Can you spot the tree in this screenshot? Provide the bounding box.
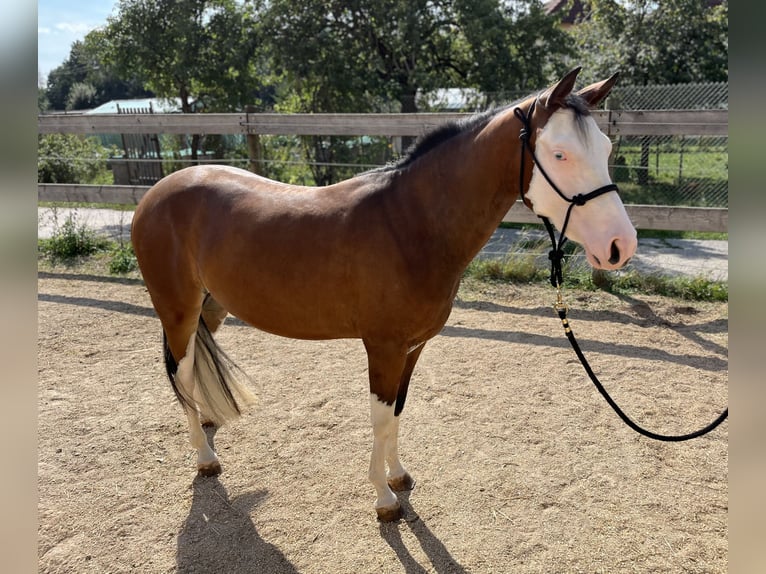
[264,0,573,113]
[261,0,573,183]
[44,31,153,111]
[566,0,728,85]
[563,0,727,185]
[456,0,575,100]
[104,0,269,112]
[103,0,268,159]
[66,82,98,111]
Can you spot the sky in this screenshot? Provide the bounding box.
[37,0,118,84]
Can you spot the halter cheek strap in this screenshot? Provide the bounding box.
[514,101,619,287]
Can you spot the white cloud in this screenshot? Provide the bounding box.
[55,22,96,35]
[38,1,118,81]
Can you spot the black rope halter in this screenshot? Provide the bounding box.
[514,100,619,287]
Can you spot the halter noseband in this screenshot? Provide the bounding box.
[514,99,620,287]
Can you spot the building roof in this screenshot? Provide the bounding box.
[85,97,183,114]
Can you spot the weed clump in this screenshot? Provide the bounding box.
[39,210,108,264]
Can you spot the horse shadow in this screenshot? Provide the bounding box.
[378,491,468,574]
[176,477,299,574]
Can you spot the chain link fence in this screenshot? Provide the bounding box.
[607,82,727,208]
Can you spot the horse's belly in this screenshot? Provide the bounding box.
[209,283,360,340]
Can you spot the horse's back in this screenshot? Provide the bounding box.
[135,165,299,220]
[131,164,425,339]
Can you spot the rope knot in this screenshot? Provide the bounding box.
[548,248,565,263]
[571,193,587,206]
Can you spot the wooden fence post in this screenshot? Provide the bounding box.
[245,105,263,175]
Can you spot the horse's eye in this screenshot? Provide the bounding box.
[554,151,566,161]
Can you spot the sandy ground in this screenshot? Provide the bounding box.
[38,267,728,573]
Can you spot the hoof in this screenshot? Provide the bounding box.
[388,473,415,492]
[197,461,222,477]
[376,502,403,522]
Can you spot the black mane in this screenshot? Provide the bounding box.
[371,92,592,173]
[373,105,508,173]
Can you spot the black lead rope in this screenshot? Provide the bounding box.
[556,305,729,441]
[514,103,728,441]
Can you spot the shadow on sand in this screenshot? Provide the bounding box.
[176,427,299,574]
[176,477,299,574]
[379,491,468,574]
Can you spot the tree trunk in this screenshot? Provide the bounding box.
[399,87,418,152]
[179,86,199,164]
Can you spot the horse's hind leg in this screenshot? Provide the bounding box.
[158,285,222,476]
[174,328,223,475]
[197,294,230,428]
[159,290,253,476]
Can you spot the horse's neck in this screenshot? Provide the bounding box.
[408,108,526,268]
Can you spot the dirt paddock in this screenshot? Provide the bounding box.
[38,269,728,573]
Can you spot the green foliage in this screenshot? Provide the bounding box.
[44,30,153,111]
[577,269,728,302]
[260,0,576,183]
[108,244,138,274]
[104,0,265,113]
[38,86,50,112]
[264,0,574,113]
[39,211,109,264]
[38,134,117,184]
[568,0,728,85]
[67,82,98,111]
[43,0,727,188]
[465,256,548,284]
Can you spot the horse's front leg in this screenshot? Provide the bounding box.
[385,343,424,493]
[365,340,420,521]
[369,394,402,521]
[385,414,415,492]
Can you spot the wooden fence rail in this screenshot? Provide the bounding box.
[38,109,728,137]
[38,110,728,232]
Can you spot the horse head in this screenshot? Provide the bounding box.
[523,67,637,270]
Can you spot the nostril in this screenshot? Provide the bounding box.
[608,240,620,265]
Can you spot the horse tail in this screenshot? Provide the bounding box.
[162,308,255,426]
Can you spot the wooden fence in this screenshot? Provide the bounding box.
[38,109,728,232]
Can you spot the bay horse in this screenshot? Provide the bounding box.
[131,67,637,522]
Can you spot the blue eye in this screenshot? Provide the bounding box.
[554,151,566,160]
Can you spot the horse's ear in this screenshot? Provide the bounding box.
[541,66,582,109]
[577,72,620,108]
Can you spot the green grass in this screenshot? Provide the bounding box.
[565,268,728,302]
[464,247,727,303]
[108,244,138,274]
